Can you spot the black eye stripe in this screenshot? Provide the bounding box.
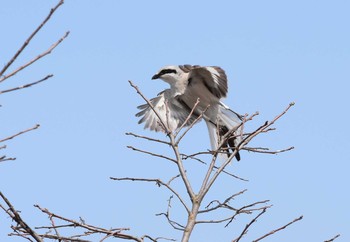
[159,69,177,75]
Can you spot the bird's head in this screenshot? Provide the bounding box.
[152,65,184,85]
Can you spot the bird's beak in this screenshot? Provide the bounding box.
[152,74,160,80]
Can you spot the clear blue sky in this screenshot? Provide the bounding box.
[1,0,349,241]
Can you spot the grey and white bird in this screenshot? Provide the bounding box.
[136,65,243,160]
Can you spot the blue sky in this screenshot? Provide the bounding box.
[1,0,349,241]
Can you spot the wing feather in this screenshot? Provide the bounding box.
[136,90,199,132]
[188,66,228,98]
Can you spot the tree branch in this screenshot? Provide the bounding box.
[0,192,43,242]
[155,196,186,231]
[34,204,149,242]
[0,0,65,79]
[0,124,40,143]
[0,31,69,82]
[126,132,171,145]
[324,234,341,242]
[252,215,303,242]
[232,208,267,242]
[0,75,53,95]
[110,177,190,213]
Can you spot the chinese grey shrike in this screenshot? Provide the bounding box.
[136,65,243,160]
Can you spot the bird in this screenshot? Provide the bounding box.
[136,65,243,161]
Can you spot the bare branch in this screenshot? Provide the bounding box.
[202,103,295,202]
[0,124,40,143]
[127,145,177,163]
[0,75,53,95]
[33,234,90,242]
[0,31,69,82]
[48,213,61,240]
[167,174,181,185]
[242,146,294,154]
[0,0,65,79]
[324,234,341,242]
[142,235,176,242]
[0,192,43,242]
[169,134,195,201]
[181,152,248,181]
[156,196,186,231]
[252,215,303,242]
[0,156,16,162]
[195,217,235,224]
[110,177,190,213]
[199,190,247,214]
[34,204,146,242]
[126,132,171,145]
[239,102,295,148]
[232,208,267,242]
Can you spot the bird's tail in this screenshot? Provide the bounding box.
[206,104,243,161]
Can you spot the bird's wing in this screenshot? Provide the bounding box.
[136,90,198,132]
[186,66,228,99]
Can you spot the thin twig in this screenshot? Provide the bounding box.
[324,234,341,242]
[252,215,303,242]
[126,132,171,145]
[232,208,267,242]
[0,0,65,79]
[224,201,271,228]
[0,156,16,162]
[204,103,295,201]
[34,204,144,242]
[0,75,53,94]
[0,192,43,242]
[126,145,177,163]
[0,31,69,82]
[0,124,40,143]
[155,196,186,231]
[167,174,181,185]
[199,190,247,214]
[242,146,294,154]
[110,177,190,213]
[181,152,248,181]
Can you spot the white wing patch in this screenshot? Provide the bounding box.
[136,90,197,133]
[136,93,177,132]
[205,66,220,86]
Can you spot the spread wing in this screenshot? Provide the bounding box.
[180,65,228,99]
[136,90,198,132]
